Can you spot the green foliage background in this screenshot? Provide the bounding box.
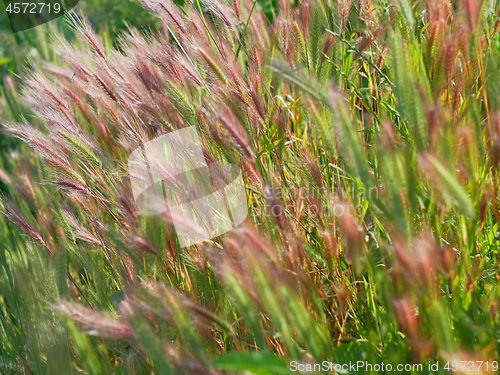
[1,0,500,374]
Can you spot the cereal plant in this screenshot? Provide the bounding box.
[1,0,500,374]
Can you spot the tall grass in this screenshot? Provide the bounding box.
[1,0,500,374]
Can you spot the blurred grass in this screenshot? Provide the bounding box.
[1,0,500,374]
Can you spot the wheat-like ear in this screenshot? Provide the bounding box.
[66,10,107,61]
[54,300,134,339]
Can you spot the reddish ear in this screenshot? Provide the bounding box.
[5,0,79,33]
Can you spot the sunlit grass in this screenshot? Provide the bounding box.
[1,0,500,374]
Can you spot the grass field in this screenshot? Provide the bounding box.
[1,0,500,374]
